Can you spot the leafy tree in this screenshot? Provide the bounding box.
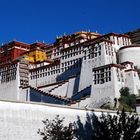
[38,115,76,140]
[92,109,140,140]
[119,87,136,111]
[38,111,140,140]
[75,109,140,140]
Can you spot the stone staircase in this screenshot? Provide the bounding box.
[49,81,69,97]
[30,86,70,104]
[71,85,91,100]
[68,85,91,107]
[38,80,68,94]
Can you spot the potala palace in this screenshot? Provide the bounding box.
[0,30,140,109]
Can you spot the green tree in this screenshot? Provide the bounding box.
[38,115,76,140]
[38,111,140,140]
[119,87,136,111]
[93,109,140,140]
[75,109,140,140]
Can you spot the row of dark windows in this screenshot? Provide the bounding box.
[0,68,17,76]
[1,76,16,83]
[94,72,111,79]
[1,72,16,78]
[31,69,60,79]
[61,51,82,59]
[89,45,101,52]
[94,77,111,84]
[61,63,81,72]
[116,72,124,82]
[62,47,82,55]
[93,67,111,84]
[31,60,81,80]
[31,65,60,75]
[54,44,102,59]
[0,64,17,71]
[54,48,82,57]
[31,58,82,78]
[62,58,82,67]
[105,46,114,56]
[122,38,130,45]
[84,51,101,60]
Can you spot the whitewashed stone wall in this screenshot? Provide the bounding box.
[119,47,140,68]
[0,100,117,140]
[124,70,140,95]
[0,63,20,101]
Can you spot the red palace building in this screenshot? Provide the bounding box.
[0,41,30,65]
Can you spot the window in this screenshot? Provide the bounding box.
[134,73,136,77]
[95,53,97,57]
[98,45,101,50]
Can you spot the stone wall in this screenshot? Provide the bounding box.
[0,100,115,140]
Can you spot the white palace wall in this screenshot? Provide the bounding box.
[0,100,116,140]
[119,47,140,68]
[0,64,20,101]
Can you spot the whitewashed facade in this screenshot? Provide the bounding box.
[0,100,117,140]
[119,44,140,68]
[0,32,140,109]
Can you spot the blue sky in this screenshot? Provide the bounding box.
[0,0,139,44]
